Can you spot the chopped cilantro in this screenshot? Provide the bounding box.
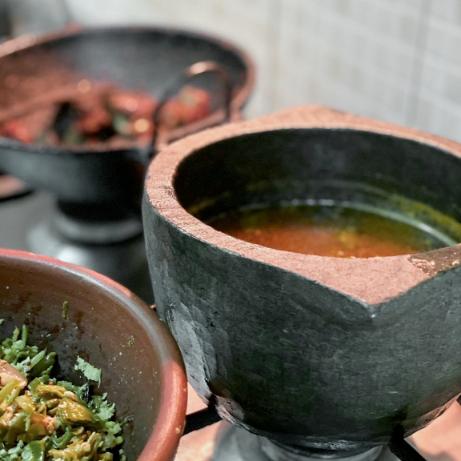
[62,300,69,320]
[75,356,102,385]
[0,325,124,459]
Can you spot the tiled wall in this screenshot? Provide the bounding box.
[66,0,461,142]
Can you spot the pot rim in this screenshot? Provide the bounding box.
[144,105,461,305]
[0,24,256,156]
[0,248,188,461]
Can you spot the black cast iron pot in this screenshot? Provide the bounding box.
[0,25,254,216]
[0,26,254,295]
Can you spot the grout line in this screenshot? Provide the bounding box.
[268,0,283,112]
[61,0,73,23]
[405,0,432,127]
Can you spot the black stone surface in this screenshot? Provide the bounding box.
[143,125,461,454]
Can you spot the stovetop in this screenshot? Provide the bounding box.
[2,193,461,460]
[1,191,53,250]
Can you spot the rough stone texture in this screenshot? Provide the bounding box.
[143,106,461,453]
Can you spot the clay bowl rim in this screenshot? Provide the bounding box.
[0,24,255,156]
[0,248,188,461]
[145,105,461,306]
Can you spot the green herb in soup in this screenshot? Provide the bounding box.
[0,325,125,461]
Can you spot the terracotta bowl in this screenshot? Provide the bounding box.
[0,248,187,460]
[143,106,461,455]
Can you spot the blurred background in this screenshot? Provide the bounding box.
[2,0,461,141]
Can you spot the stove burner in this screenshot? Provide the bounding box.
[211,426,389,461]
[184,407,428,461]
[0,173,30,201]
[27,213,152,301]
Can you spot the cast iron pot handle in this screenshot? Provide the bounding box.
[145,60,234,160]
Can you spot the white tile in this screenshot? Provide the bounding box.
[412,96,461,142]
[430,0,461,25]
[425,17,461,68]
[412,3,461,137]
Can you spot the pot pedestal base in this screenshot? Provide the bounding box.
[211,425,395,461]
[176,389,461,461]
[28,219,152,302]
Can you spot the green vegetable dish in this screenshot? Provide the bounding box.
[0,325,125,460]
